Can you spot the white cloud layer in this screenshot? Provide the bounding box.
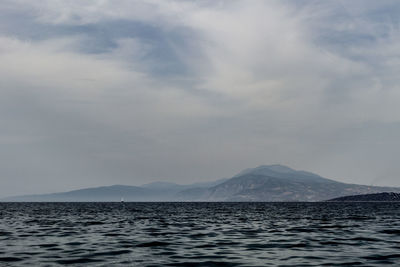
[1,0,400,196]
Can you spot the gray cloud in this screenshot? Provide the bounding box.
[1,0,400,197]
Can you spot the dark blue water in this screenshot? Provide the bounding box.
[1,202,400,266]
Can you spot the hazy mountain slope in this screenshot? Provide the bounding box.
[174,187,210,201]
[2,185,165,202]
[141,181,184,190]
[219,177,399,201]
[142,178,228,191]
[184,165,400,202]
[2,178,228,202]
[234,164,337,184]
[187,178,230,188]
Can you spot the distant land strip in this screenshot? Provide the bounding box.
[2,165,400,202]
[327,192,400,202]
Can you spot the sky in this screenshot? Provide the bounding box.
[1,0,400,197]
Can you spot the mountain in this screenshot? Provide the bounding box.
[2,185,161,202]
[328,192,400,202]
[177,165,400,201]
[2,179,228,202]
[141,181,184,190]
[141,178,228,191]
[3,165,400,202]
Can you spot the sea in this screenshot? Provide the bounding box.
[1,202,400,266]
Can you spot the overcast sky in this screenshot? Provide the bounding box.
[1,0,400,197]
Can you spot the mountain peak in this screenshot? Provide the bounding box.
[235,164,296,177]
[232,164,338,186]
[257,164,296,173]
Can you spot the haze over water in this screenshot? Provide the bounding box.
[1,202,400,266]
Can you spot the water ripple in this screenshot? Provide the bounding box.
[1,202,400,266]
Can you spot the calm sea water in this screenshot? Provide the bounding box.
[1,202,400,266]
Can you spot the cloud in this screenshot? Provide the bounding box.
[1,0,400,196]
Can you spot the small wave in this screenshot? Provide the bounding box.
[91,249,132,257]
[380,229,400,235]
[363,253,400,261]
[56,258,103,264]
[0,257,24,262]
[38,243,59,248]
[137,241,170,247]
[83,221,105,226]
[165,261,241,267]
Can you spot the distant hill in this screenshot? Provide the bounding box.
[328,192,400,202]
[176,165,400,201]
[1,179,227,202]
[2,185,159,202]
[141,178,228,191]
[3,165,400,202]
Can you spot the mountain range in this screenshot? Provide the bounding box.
[3,165,400,202]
